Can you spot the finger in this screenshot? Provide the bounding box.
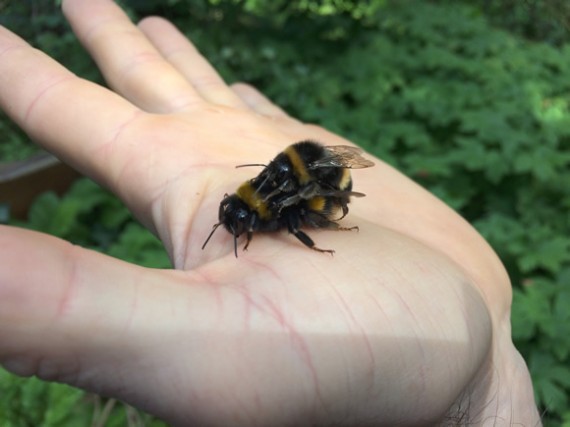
[62,0,203,113]
[138,16,248,109]
[0,226,142,368]
[231,82,291,118]
[0,25,144,189]
[0,225,205,420]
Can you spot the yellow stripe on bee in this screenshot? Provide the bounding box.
[236,181,271,220]
[285,145,311,185]
[338,168,352,190]
[308,196,326,213]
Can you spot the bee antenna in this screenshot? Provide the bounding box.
[235,163,267,168]
[202,222,222,250]
[229,225,239,258]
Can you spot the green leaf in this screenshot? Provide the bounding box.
[530,352,570,413]
[0,368,89,426]
[511,285,551,340]
[107,223,171,268]
[27,192,60,232]
[519,237,570,273]
[537,379,568,414]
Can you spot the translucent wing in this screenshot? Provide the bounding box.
[308,145,374,169]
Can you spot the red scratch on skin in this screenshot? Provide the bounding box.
[326,284,376,391]
[95,109,144,177]
[258,294,325,411]
[180,269,226,325]
[23,74,75,125]
[389,267,424,332]
[231,285,255,330]
[230,285,325,410]
[56,280,74,319]
[196,270,225,315]
[212,282,224,314]
[386,268,429,395]
[243,257,281,282]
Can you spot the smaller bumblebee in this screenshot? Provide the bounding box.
[202,140,374,257]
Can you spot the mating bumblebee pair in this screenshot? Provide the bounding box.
[202,140,374,257]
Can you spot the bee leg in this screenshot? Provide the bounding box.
[297,182,320,199]
[285,212,334,254]
[243,215,258,252]
[337,202,349,220]
[305,212,358,232]
[304,212,339,229]
[293,230,335,255]
[275,193,303,211]
[233,233,239,258]
[263,179,296,201]
[243,231,253,251]
[324,221,358,232]
[273,182,321,211]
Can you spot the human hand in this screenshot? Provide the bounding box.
[0,0,541,425]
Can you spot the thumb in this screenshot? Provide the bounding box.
[0,225,182,396]
[0,225,236,425]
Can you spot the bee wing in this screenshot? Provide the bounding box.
[308,145,374,169]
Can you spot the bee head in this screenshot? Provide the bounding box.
[218,194,251,237]
[202,194,254,257]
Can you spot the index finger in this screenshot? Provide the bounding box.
[0,25,141,188]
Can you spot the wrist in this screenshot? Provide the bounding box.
[443,322,541,426]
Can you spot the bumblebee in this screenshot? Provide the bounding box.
[201,140,374,257]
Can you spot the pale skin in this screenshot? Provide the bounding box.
[0,0,541,425]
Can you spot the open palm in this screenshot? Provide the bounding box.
[0,1,540,426]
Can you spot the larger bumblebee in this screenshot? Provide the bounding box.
[202,140,374,257]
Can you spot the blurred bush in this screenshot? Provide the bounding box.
[1,0,569,425]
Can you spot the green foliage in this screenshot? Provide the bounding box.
[512,270,570,416]
[14,178,171,268]
[203,0,386,17]
[0,367,167,427]
[448,0,570,46]
[1,0,570,425]
[0,116,36,162]
[0,368,88,427]
[107,223,171,268]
